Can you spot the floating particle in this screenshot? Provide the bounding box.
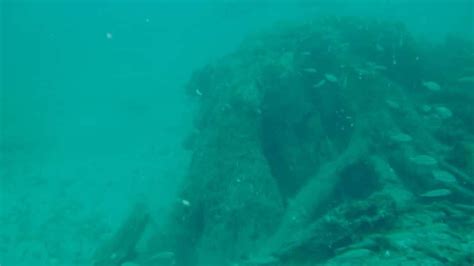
[324,73,338,83]
[420,189,452,198]
[432,170,457,183]
[195,89,203,96]
[106,32,113,39]
[422,81,441,91]
[313,79,326,88]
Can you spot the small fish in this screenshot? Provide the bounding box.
[390,132,412,143]
[422,81,441,91]
[457,76,474,83]
[434,106,452,119]
[421,104,431,112]
[420,189,451,198]
[410,155,437,166]
[303,68,317,73]
[432,170,457,183]
[376,43,385,52]
[385,99,400,109]
[324,73,338,83]
[313,79,326,88]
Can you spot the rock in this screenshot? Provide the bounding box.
[422,81,441,91]
[432,170,457,183]
[420,189,452,197]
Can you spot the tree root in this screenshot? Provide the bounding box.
[93,203,149,266]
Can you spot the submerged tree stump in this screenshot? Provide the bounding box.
[94,17,474,266]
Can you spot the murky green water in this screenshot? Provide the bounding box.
[1,1,473,265]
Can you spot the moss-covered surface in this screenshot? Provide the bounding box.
[95,17,474,266]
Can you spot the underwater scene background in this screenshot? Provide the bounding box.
[1,1,473,265]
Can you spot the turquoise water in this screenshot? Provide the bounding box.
[1,1,473,266]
